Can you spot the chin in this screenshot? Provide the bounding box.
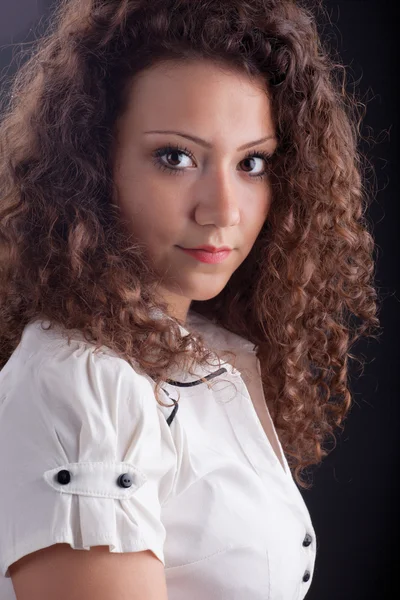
[186,290,225,302]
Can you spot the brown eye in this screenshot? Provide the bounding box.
[152,144,195,176]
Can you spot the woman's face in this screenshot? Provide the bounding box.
[112,59,277,323]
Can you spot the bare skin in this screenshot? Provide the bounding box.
[112,59,278,324]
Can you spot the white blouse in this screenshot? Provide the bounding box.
[0,310,317,600]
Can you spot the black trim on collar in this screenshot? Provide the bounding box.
[161,366,228,426]
[165,367,228,387]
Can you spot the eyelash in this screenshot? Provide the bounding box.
[151,143,273,180]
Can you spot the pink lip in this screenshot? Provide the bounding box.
[178,247,232,264]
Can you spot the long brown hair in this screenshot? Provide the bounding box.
[0,0,381,488]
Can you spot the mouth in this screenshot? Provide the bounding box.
[177,246,232,264]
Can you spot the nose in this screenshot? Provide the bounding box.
[194,166,241,228]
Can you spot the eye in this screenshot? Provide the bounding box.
[241,150,273,180]
[152,144,195,174]
[151,143,273,180]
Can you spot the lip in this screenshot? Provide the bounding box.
[187,245,232,253]
[177,247,232,264]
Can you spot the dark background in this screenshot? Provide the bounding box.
[0,1,398,599]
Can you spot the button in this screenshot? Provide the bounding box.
[117,473,133,488]
[56,469,71,485]
[302,533,312,547]
[303,571,311,582]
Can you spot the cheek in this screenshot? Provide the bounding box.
[124,198,183,249]
[116,172,179,221]
[246,204,269,238]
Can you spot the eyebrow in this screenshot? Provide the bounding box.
[143,130,277,151]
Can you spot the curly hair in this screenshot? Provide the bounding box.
[0,0,382,489]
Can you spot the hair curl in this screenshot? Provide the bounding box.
[0,0,382,489]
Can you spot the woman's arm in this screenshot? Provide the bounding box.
[9,544,169,600]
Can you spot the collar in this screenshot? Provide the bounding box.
[149,307,258,384]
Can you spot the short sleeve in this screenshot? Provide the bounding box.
[0,337,178,578]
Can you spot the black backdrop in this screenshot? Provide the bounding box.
[0,1,398,599]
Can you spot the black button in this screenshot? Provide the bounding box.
[56,469,71,485]
[303,533,312,547]
[303,571,311,582]
[117,473,133,488]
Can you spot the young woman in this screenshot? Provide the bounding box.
[0,0,381,599]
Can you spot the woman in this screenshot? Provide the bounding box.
[0,0,381,599]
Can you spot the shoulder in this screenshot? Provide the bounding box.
[0,319,179,499]
[0,318,163,426]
